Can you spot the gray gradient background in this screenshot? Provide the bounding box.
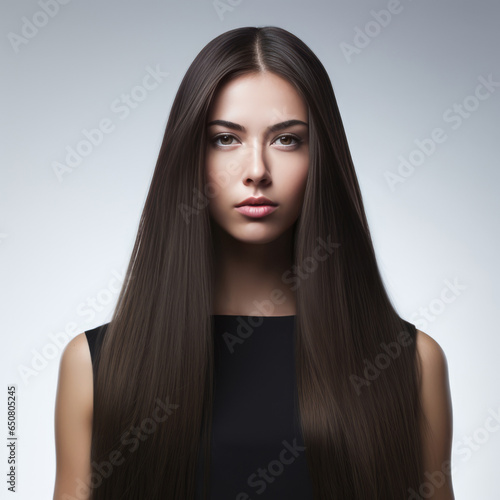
[1,0,499,498]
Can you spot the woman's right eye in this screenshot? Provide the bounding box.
[212,134,238,147]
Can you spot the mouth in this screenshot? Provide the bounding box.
[234,204,278,218]
[234,196,278,208]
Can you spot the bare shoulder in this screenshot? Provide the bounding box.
[415,328,452,426]
[415,328,455,499]
[62,331,92,362]
[415,328,448,371]
[56,331,94,426]
[59,332,94,404]
[53,332,94,499]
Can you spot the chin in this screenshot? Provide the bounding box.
[228,225,285,245]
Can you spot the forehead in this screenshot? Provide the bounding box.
[207,72,307,123]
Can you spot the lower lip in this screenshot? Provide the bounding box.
[235,205,278,218]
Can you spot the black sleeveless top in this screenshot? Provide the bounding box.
[85,315,313,497]
[85,316,416,498]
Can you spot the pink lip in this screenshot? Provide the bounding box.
[234,205,278,218]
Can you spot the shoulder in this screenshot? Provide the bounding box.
[415,328,452,410]
[61,332,93,370]
[56,332,94,422]
[54,333,94,496]
[415,328,455,497]
[415,327,446,360]
[415,328,449,378]
[65,331,92,355]
[58,331,94,383]
[415,328,451,416]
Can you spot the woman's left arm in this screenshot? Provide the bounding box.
[416,329,455,499]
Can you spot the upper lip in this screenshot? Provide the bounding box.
[235,196,278,207]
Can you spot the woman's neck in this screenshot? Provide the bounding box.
[211,223,297,316]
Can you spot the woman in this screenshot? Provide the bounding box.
[53,26,454,499]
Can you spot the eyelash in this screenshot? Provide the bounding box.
[211,133,302,149]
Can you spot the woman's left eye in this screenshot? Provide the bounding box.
[274,134,300,147]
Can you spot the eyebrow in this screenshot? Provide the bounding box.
[206,119,308,134]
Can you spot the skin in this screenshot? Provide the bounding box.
[53,332,93,499]
[53,71,454,499]
[205,71,309,317]
[416,330,455,499]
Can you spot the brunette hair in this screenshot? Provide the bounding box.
[90,26,427,499]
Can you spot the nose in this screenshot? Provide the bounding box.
[241,142,271,187]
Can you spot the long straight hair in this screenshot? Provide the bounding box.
[90,26,428,499]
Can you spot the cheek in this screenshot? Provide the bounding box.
[279,163,309,205]
[205,160,233,219]
[205,152,235,190]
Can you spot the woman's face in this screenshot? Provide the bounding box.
[205,72,309,245]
